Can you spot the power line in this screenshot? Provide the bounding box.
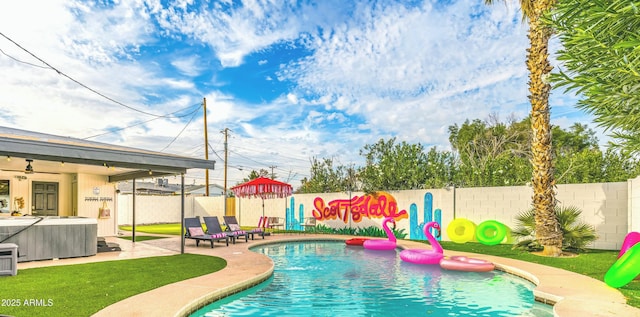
[0,47,49,69]
[159,104,201,152]
[83,102,202,139]
[0,31,184,118]
[230,144,310,163]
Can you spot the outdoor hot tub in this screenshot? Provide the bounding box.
[0,216,97,262]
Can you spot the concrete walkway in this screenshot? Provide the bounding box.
[18,234,640,317]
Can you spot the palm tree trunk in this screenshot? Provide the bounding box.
[528,0,563,256]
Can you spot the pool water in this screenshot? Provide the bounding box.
[191,241,554,317]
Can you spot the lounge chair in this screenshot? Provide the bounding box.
[301,217,317,232]
[224,215,267,240]
[184,217,229,248]
[268,217,284,233]
[204,216,249,243]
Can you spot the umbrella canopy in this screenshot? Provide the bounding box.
[231,177,293,222]
[231,177,292,199]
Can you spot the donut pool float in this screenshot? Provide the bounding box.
[446,218,476,244]
[440,256,495,272]
[475,220,509,245]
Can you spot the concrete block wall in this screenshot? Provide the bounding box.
[115,179,638,250]
[117,195,227,225]
[628,177,640,233]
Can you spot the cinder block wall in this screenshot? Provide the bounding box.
[117,195,227,225]
[116,179,637,250]
[628,177,640,233]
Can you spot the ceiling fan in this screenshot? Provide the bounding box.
[25,159,34,174]
[0,158,60,175]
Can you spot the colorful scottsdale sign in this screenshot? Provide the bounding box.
[311,192,408,223]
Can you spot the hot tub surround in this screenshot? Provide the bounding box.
[0,216,97,262]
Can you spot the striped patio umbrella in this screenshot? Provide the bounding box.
[231,177,293,218]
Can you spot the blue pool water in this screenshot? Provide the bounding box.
[191,241,554,317]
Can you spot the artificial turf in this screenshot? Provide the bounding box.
[0,254,226,317]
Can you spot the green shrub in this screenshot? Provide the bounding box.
[312,224,407,239]
[512,205,597,252]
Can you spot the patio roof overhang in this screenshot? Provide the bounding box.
[0,126,215,182]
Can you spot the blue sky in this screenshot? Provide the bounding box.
[0,0,596,188]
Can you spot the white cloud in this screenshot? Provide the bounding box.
[287,93,298,104]
[0,0,599,188]
[157,0,306,67]
[274,1,532,151]
[171,55,204,76]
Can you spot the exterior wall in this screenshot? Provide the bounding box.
[76,174,117,237]
[0,170,73,217]
[117,195,227,225]
[115,181,633,250]
[628,176,640,233]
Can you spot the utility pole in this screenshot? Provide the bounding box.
[269,165,277,179]
[203,98,209,196]
[222,128,229,215]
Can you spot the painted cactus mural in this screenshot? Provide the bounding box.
[409,192,443,240]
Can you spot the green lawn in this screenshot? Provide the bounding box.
[119,223,277,235]
[118,235,167,242]
[1,254,226,317]
[119,223,182,235]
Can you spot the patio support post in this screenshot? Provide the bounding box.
[181,173,185,254]
[132,178,136,243]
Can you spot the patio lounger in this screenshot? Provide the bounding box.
[204,216,249,243]
[301,217,317,232]
[224,216,267,240]
[268,217,284,233]
[184,217,229,248]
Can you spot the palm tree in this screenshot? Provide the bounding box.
[485,0,563,256]
[549,0,640,154]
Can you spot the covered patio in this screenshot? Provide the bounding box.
[0,126,216,255]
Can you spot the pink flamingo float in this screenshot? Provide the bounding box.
[363,217,397,251]
[618,231,640,258]
[400,221,444,264]
[604,231,640,288]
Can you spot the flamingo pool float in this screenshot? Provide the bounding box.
[363,217,397,251]
[400,221,444,264]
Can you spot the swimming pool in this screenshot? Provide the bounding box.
[191,241,553,316]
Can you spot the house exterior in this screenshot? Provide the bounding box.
[0,126,215,240]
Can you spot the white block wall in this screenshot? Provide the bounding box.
[116,179,639,250]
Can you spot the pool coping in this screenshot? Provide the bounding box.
[19,234,640,317]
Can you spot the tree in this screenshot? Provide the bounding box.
[358,138,430,192]
[240,169,270,183]
[448,114,531,187]
[549,0,640,154]
[553,123,598,155]
[485,0,562,256]
[298,157,356,194]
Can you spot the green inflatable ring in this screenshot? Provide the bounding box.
[475,220,508,245]
[446,218,476,244]
[605,242,640,288]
